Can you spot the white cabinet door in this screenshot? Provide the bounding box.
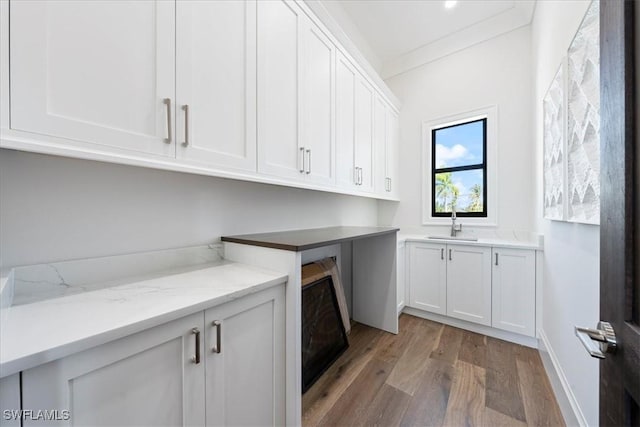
[205,285,285,427]
[492,248,536,337]
[408,242,447,315]
[176,0,257,172]
[386,108,400,198]
[300,18,335,185]
[447,245,492,326]
[354,75,375,192]
[257,0,303,181]
[335,51,357,189]
[21,313,206,427]
[9,1,175,157]
[373,94,387,195]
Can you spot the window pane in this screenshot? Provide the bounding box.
[434,120,484,168]
[434,169,484,213]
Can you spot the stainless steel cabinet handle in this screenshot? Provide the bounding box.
[495,253,499,266]
[181,104,189,147]
[440,248,444,260]
[163,98,172,144]
[300,147,305,173]
[212,320,222,354]
[306,149,311,174]
[354,167,360,185]
[449,249,452,261]
[388,178,392,192]
[358,168,363,185]
[191,327,201,364]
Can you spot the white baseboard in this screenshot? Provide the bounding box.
[538,328,586,427]
[402,307,538,348]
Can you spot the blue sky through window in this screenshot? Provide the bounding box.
[433,120,485,213]
[434,120,484,168]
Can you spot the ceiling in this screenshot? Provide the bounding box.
[333,0,536,78]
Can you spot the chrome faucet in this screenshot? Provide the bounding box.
[451,208,462,237]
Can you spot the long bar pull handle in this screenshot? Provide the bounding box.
[449,249,452,261]
[181,105,189,147]
[358,168,363,185]
[163,98,172,144]
[306,149,311,174]
[191,328,201,364]
[300,147,305,173]
[212,320,222,354]
[354,167,360,185]
[495,253,499,266]
[440,248,444,260]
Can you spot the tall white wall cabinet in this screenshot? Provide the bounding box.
[1,0,400,201]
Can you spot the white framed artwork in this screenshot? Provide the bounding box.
[542,0,600,225]
[566,0,600,225]
[543,63,566,221]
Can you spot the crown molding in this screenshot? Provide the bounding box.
[382,1,535,80]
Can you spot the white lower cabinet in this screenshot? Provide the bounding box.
[406,241,536,337]
[408,242,447,315]
[205,286,285,426]
[20,285,284,427]
[446,245,492,326]
[22,312,205,427]
[492,248,536,336]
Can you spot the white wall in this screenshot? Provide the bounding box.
[379,26,534,238]
[0,149,377,269]
[306,0,382,73]
[532,2,599,426]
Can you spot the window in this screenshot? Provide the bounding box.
[431,118,487,217]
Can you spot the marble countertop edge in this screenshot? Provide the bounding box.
[398,234,543,250]
[0,263,287,378]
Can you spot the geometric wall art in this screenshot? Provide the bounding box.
[543,64,565,221]
[566,0,600,225]
[542,0,600,225]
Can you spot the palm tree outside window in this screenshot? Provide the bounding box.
[431,118,487,217]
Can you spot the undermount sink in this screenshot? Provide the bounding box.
[426,235,479,242]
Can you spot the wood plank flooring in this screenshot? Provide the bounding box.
[302,314,565,427]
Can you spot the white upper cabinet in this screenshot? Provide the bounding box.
[176,0,257,172]
[374,95,387,194]
[257,0,303,181]
[9,0,175,157]
[354,76,375,192]
[335,51,357,189]
[375,97,399,198]
[4,0,400,199]
[300,18,336,186]
[492,248,536,337]
[385,108,400,198]
[446,245,492,326]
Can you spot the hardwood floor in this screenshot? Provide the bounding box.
[302,314,565,427]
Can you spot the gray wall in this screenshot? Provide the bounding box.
[0,149,378,269]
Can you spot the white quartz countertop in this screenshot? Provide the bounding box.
[0,261,287,378]
[399,234,542,250]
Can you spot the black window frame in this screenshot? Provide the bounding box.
[431,118,487,218]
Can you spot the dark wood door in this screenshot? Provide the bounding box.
[600,1,640,425]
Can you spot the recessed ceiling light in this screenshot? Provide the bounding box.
[444,0,458,9]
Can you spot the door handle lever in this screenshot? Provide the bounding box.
[574,321,617,359]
